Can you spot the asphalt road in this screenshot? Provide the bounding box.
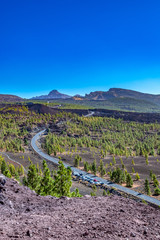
[83,111,95,117]
[31,115,160,206]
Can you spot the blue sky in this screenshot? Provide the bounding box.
[1,0,160,98]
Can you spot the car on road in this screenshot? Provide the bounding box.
[74,172,80,177]
[88,180,94,184]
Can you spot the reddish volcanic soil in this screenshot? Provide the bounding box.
[0,178,160,240]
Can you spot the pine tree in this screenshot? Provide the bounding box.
[126,173,133,187]
[21,159,82,198]
[74,155,79,167]
[26,161,41,192]
[121,171,126,183]
[131,159,135,165]
[132,167,135,173]
[1,159,11,178]
[22,175,28,186]
[153,178,159,187]
[149,170,153,180]
[145,154,149,165]
[18,165,24,176]
[114,168,122,183]
[154,187,160,195]
[14,170,20,181]
[38,160,54,196]
[98,160,106,177]
[9,164,15,176]
[135,172,140,181]
[1,159,8,174]
[122,163,125,169]
[84,161,89,172]
[112,156,116,165]
[144,178,151,195]
[53,161,72,197]
[92,160,97,175]
[152,174,156,181]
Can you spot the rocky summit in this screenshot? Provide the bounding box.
[31,90,71,100]
[85,88,160,104]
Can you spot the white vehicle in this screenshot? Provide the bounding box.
[74,172,80,177]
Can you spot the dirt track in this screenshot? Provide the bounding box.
[0,177,160,239]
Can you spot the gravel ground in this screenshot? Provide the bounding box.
[0,178,160,240]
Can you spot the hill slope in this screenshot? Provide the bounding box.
[0,94,23,102]
[52,97,160,113]
[0,177,160,239]
[85,88,160,105]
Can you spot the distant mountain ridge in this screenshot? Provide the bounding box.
[84,88,160,105]
[0,88,160,113]
[30,88,160,107]
[31,88,160,104]
[31,90,71,100]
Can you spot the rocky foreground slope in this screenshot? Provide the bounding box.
[0,177,160,240]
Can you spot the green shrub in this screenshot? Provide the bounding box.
[154,187,160,195]
[135,172,140,181]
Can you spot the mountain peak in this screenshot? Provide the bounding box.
[31,90,71,100]
[48,90,60,96]
[48,90,59,94]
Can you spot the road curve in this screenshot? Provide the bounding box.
[83,111,95,117]
[31,115,160,206]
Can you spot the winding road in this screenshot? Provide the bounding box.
[31,112,160,206]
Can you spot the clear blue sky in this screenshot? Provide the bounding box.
[1,0,160,98]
